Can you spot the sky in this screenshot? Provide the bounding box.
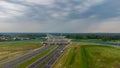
[0,0,120,33]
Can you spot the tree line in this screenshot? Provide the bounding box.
[0,33,120,41]
[63,33,120,41]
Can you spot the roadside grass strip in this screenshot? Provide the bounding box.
[53,45,80,68]
[52,47,71,68]
[72,46,81,67]
[16,45,58,68]
[65,47,76,68]
[80,46,89,68]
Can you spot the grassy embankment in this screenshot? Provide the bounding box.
[0,42,41,61]
[53,43,120,68]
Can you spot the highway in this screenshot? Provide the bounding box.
[1,45,67,68]
[2,45,53,68]
[43,47,67,68]
[28,45,66,68]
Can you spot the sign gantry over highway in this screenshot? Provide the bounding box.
[42,34,71,45]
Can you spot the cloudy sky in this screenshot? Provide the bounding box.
[0,0,120,33]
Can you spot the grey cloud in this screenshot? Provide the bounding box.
[5,0,106,21]
[0,0,120,32]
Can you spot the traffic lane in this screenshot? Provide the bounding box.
[2,45,52,68]
[28,45,64,68]
[43,47,67,68]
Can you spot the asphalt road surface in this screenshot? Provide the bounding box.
[2,45,53,68]
[28,45,65,68]
[43,47,67,68]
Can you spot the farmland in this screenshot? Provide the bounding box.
[53,43,120,68]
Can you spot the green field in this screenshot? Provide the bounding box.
[53,44,120,68]
[0,42,41,61]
